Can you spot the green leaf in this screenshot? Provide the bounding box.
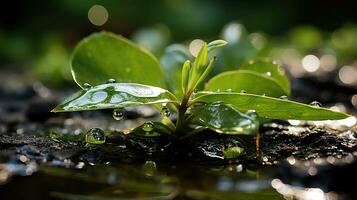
[193,43,208,70]
[52,83,178,112]
[240,59,290,95]
[208,40,228,52]
[191,103,259,135]
[71,32,164,89]
[192,92,350,120]
[181,60,191,93]
[205,70,287,97]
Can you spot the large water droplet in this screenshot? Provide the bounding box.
[310,101,322,107]
[160,107,170,117]
[279,95,288,100]
[107,78,116,83]
[83,83,92,90]
[240,90,247,94]
[113,109,124,120]
[142,121,154,132]
[85,128,106,144]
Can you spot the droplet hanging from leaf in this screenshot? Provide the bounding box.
[113,109,124,121]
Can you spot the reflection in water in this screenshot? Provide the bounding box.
[272,179,337,200]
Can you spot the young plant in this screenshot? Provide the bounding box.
[52,32,349,139]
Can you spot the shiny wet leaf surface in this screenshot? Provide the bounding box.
[193,92,349,120]
[191,103,259,135]
[53,83,177,112]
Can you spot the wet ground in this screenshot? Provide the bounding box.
[0,69,357,200]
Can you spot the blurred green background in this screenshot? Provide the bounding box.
[1,0,357,90]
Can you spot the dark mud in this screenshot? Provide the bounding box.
[1,70,357,199]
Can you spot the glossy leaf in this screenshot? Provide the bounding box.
[205,70,287,97]
[71,32,164,89]
[191,103,259,134]
[192,92,350,120]
[52,83,177,112]
[240,59,290,95]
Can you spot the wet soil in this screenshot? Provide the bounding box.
[0,69,357,199]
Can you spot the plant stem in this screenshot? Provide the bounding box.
[175,91,191,133]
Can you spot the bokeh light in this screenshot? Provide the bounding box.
[189,39,205,57]
[302,55,320,72]
[88,5,109,26]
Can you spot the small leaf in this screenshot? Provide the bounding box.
[52,83,178,112]
[241,59,290,95]
[181,60,191,93]
[208,40,228,52]
[71,32,165,89]
[195,57,217,90]
[188,43,208,91]
[206,70,287,97]
[191,103,259,135]
[194,43,208,68]
[192,92,350,120]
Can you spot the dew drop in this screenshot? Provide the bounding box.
[85,128,106,144]
[160,107,170,117]
[246,110,258,118]
[240,90,247,94]
[142,121,154,132]
[216,89,221,92]
[113,109,124,121]
[225,88,233,92]
[83,83,92,90]
[279,95,288,100]
[265,72,272,77]
[310,101,322,107]
[107,78,116,83]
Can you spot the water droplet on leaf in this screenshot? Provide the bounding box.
[85,128,106,144]
[240,90,247,93]
[83,83,92,90]
[107,78,116,83]
[246,110,258,118]
[279,95,288,100]
[113,109,124,120]
[265,72,272,77]
[225,88,233,92]
[310,101,322,107]
[160,107,170,117]
[142,121,154,132]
